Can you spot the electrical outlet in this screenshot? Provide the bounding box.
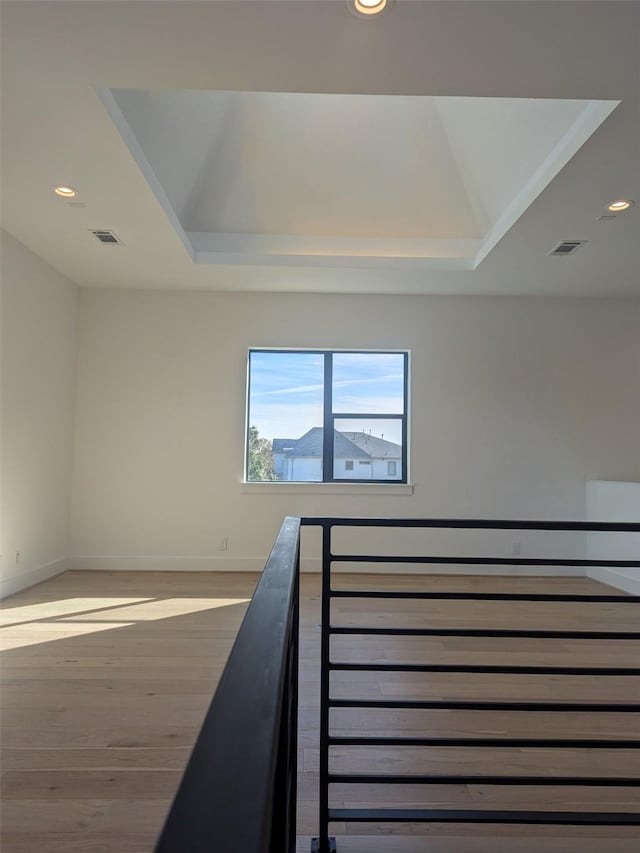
[15,550,20,564]
[219,537,228,552]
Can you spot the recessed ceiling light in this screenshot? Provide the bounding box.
[350,0,391,18]
[607,199,634,212]
[54,186,77,198]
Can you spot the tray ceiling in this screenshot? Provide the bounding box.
[105,88,616,270]
[1,0,638,295]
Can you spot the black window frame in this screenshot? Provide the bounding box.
[247,349,409,484]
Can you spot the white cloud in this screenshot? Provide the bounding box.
[252,373,402,398]
[251,382,324,398]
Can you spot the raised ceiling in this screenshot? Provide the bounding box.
[1,1,639,295]
[105,89,617,270]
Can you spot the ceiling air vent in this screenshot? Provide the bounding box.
[90,229,122,245]
[547,240,587,257]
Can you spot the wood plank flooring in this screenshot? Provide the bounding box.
[1,570,639,852]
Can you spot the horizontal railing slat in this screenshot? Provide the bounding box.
[328,773,640,786]
[328,808,640,825]
[301,517,640,531]
[329,661,640,674]
[330,589,637,602]
[328,698,640,712]
[329,626,640,639]
[330,554,640,566]
[329,736,640,748]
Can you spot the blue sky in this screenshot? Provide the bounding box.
[248,351,404,443]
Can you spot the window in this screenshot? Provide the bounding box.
[246,349,408,483]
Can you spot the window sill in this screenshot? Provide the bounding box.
[240,482,415,496]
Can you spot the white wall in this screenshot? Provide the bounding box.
[1,230,79,597]
[586,480,640,595]
[284,457,322,483]
[69,289,640,572]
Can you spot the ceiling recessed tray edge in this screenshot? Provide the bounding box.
[97,87,619,271]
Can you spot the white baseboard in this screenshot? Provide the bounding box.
[68,554,585,577]
[6,554,632,595]
[69,555,269,572]
[587,567,640,595]
[0,558,69,600]
[0,555,589,600]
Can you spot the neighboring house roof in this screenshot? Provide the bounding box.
[280,427,322,458]
[333,431,372,459]
[278,428,400,459]
[340,431,401,459]
[272,439,298,453]
[285,427,369,459]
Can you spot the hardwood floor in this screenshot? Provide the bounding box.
[1,570,638,852]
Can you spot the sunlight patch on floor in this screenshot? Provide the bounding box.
[0,621,136,651]
[59,597,251,621]
[0,597,153,627]
[0,596,251,650]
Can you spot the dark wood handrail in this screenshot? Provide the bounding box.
[155,516,301,853]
